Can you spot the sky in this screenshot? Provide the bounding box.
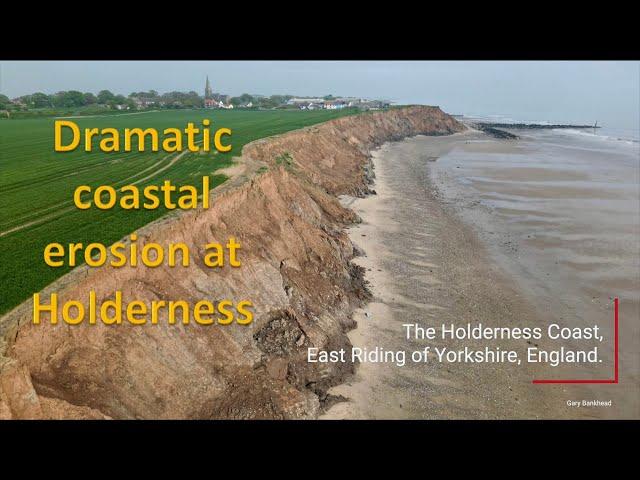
[1,61,638,132]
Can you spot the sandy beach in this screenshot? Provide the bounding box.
[324,129,637,419]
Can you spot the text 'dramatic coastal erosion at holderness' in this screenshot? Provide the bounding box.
[0,106,463,419]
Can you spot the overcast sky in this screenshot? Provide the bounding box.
[1,61,638,130]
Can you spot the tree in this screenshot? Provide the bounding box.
[51,91,85,108]
[83,92,97,105]
[97,90,115,104]
[113,94,127,105]
[50,92,64,108]
[269,95,290,106]
[64,91,85,107]
[129,90,159,99]
[0,94,11,109]
[30,92,52,108]
[157,90,203,109]
[17,94,32,106]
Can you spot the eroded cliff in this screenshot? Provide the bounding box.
[0,106,463,419]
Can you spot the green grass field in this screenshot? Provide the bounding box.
[0,108,355,314]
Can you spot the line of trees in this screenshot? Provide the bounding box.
[1,90,300,113]
[228,94,293,108]
[3,90,135,110]
[7,91,197,112]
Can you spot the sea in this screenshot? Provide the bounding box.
[430,114,640,417]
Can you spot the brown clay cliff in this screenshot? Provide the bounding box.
[0,106,464,419]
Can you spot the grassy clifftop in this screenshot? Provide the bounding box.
[0,109,356,313]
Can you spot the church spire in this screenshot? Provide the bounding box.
[205,76,212,99]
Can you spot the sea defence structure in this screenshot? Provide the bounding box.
[473,121,600,140]
[0,106,463,419]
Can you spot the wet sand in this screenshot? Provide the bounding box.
[323,130,636,419]
[431,129,639,418]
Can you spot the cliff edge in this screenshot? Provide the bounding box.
[0,106,464,419]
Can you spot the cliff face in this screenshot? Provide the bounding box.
[243,105,463,196]
[0,106,463,419]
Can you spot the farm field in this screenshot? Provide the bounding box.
[0,108,355,314]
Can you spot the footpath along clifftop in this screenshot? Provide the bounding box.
[0,106,464,419]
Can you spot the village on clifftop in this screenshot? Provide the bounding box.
[1,75,391,118]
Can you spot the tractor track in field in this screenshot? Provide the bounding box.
[2,155,174,229]
[0,148,196,238]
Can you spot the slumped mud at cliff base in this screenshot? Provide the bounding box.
[0,106,463,419]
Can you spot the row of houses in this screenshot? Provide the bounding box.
[204,98,234,109]
[286,97,390,111]
[132,97,156,108]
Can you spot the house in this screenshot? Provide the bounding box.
[287,97,324,107]
[131,97,156,109]
[329,97,359,107]
[357,100,390,110]
[323,100,348,110]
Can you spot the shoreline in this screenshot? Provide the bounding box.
[323,131,601,419]
[430,127,638,418]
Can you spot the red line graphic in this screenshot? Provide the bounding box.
[532,297,619,384]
